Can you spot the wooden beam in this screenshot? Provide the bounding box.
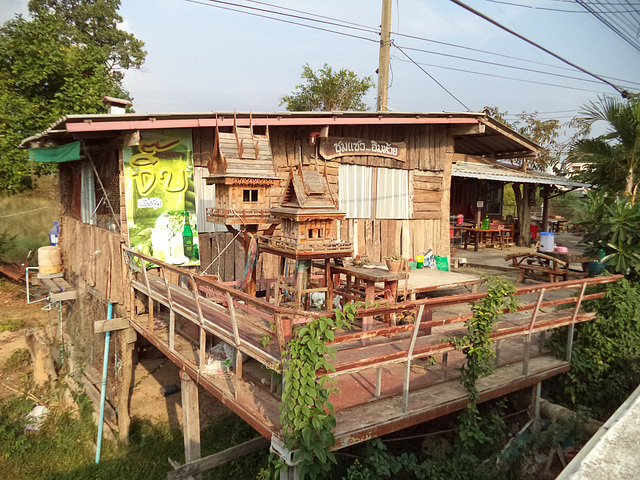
[50,290,77,302]
[94,317,130,333]
[180,371,202,480]
[167,436,270,480]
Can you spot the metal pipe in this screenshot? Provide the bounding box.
[95,301,113,464]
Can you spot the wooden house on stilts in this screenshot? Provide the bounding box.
[20,105,621,478]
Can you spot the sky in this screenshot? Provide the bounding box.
[2,0,639,131]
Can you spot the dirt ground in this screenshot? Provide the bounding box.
[0,276,226,428]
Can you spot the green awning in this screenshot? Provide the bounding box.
[29,141,81,163]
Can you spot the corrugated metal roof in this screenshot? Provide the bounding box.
[452,162,589,188]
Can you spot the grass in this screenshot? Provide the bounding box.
[2,348,30,371]
[0,318,25,332]
[0,175,59,264]
[0,376,269,479]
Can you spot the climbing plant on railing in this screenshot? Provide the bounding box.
[449,276,518,450]
[272,302,358,479]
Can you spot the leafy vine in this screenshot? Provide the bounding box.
[272,302,358,479]
[450,276,518,449]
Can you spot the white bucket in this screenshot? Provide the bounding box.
[38,246,62,275]
[539,232,554,252]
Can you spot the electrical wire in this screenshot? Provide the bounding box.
[449,0,632,97]
[393,42,471,110]
[188,0,640,87]
[483,0,640,14]
[186,0,638,98]
[185,0,379,44]
[393,43,636,86]
[394,57,612,94]
[575,0,640,52]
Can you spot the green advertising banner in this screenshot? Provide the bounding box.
[123,129,200,266]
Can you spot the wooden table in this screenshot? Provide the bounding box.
[316,262,487,343]
[463,226,514,251]
[532,217,569,233]
[313,262,405,345]
[506,251,590,283]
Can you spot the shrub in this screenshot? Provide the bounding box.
[548,278,640,419]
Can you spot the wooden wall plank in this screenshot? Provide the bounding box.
[364,220,373,259]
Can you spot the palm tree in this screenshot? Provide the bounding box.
[569,95,640,199]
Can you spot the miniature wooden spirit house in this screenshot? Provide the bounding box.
[259,166,353,309]
[205,117,280,225]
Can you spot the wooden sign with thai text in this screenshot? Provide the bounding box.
[320,137,406,161]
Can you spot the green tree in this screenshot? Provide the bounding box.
[484,107,562,246]
[280,63,375,112]
[568,95,640,198]
[0,0,145,194]
[577,190,640,276]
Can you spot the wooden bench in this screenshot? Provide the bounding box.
[506,252,572,284]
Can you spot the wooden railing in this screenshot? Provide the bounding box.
[123,247,326,368]
[323,274,622,411]
[123,245,622,416]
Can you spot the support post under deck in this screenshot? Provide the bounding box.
[181,371,202,480]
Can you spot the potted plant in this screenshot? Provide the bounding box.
[384,253,405,273]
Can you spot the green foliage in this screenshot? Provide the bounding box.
[0,318,25,332]
[3,348,31,371]
[0,390,268,479]
[344,439,416,480]
[548,278,640,420]
[484,107,562,172]
[342,406,509,480]
[0,230,17,259]
[449,277,518,450]
[576,190,640,276]
[0,0,146,194]
[568,95,640,195]
[280,63,375,112]
[274,302,357,479]
[0,396,33,459]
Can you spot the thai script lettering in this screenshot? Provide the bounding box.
[137,197,163,210]
[333,139,367,155]
[128,137,187,195]
[370,140,398,156]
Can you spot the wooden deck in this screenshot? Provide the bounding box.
[123,247,621,449]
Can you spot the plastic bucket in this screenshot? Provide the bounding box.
[530,224,539,240]
[539,232,554,252]
[38,246,62,275]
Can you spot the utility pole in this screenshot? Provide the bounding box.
[377,0,392,111]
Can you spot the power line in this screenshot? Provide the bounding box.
[188,0,640,88]
[187,0,638,99]
[483,0,640,14]
[393,42,470,110]
[394,57,612,94]
[394,43,638,86]
[449,0,632,97]
[576,0,640,52]
[185,0,380,43]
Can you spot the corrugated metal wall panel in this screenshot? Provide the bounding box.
[377,167,409,219]
[194,166,226,233]
[81,162,96,225]
[339,164,372,218]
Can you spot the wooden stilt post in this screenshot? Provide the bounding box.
[116,327,136,446]
[531,381,542,432]
[180,371,202,480]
